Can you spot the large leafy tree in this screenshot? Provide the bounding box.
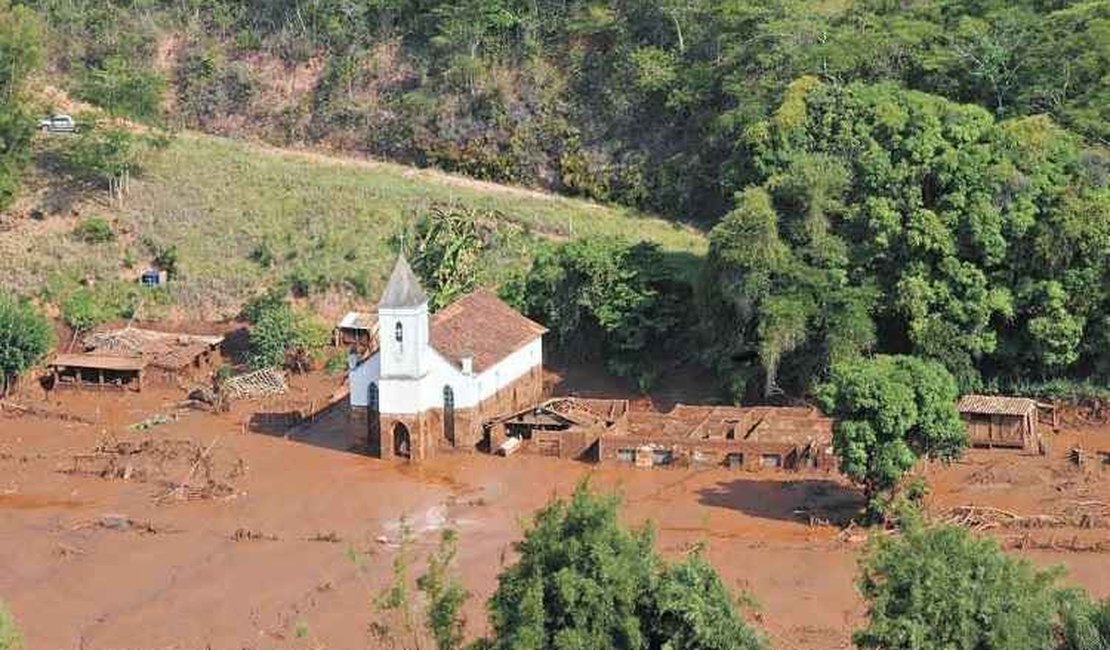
[706,77,1108,394]
[409,205,487,311]
[0,0,42,209]
[503,236,691,389]
[0,293,53,395]
[485,483,763,650]
[815,355,966,510]
[855,518,1063,650]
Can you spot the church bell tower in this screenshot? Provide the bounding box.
[377,254,430,380]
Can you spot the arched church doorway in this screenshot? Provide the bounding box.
[393,422,411,459]
[367,382,380,452]
[443,385,455,445]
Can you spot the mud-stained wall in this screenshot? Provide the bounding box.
[597,435,820,471]
[353,365,544,461]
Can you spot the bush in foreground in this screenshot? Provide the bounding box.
[0,601,21,650]
[484,483,763,650]
[856,515,1061,650]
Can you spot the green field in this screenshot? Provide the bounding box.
[1,133,707,319]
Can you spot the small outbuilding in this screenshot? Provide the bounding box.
[49,354,147,391]
[957,394,1055,453]
[47,327,224,393]
[334,311,378,351]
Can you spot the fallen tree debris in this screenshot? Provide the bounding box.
[1005,534,1110,553]
[63,437,244,502]
[943,503,1109,531]
[231,527,279,542]
[130,413,173,431]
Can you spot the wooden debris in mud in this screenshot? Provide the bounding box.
[222,368,288,400]
[308,531,341,543]
[1005,534,1110,553]
[943,503,1109,531]
[63,437,243,502]
[943,505,1063,531]
[71,513,176,535]
[231,527,279,541]
[0,401,95,424]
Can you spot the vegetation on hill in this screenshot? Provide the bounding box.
[1,0,1107,402]
[20,0,1110,221]
[0,132,704,319]
[0,0,42,209]
[702,78,1109,398]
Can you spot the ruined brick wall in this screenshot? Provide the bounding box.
[355,365,545,461]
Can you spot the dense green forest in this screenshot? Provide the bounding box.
[3,0,1108,398]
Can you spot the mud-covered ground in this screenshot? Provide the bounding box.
[1,374,1107,650]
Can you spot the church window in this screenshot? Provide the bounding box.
[443,385,455,445]
[394,322,403,344]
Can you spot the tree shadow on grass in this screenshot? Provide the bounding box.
[697,477,865,526]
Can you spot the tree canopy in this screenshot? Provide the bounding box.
[705,79,1109,397]
[0,293,52,393]
[503,236,691,388]
[485,483,763,650]
[855,516,1110,650]
[815,355,966,509]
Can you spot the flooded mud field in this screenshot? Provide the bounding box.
[1,378,1108,649]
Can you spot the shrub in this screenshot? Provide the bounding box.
[72,216,114,243]
[58,281,147,332]
[484,482,763,650]
[152,244,179,278]
[248,302,328,371]
[0,600,21,650]
[240,287,287,323]
[0,293,53,394]
[74,56,165,122]
[856,517,1063,650]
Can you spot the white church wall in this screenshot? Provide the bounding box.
[378,303,430,379]
[349,353,381,408]
[473,337,543,403]
[350,337,543,413]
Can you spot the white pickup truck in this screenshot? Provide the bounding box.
[38,114,78,133]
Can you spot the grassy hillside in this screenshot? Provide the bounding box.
[0,132,706,319]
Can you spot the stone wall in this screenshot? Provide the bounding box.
[357,364,545,461]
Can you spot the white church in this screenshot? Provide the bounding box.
[346,254,547,461]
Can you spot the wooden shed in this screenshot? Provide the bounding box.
[957,394,1054,453]
[49,354,146,391]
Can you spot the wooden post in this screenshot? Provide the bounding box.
[136,369,143,393]
[98,369,104,390]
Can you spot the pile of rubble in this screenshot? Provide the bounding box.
[63,436,246,502]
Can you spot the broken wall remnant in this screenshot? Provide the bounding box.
[484,398,836,471]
